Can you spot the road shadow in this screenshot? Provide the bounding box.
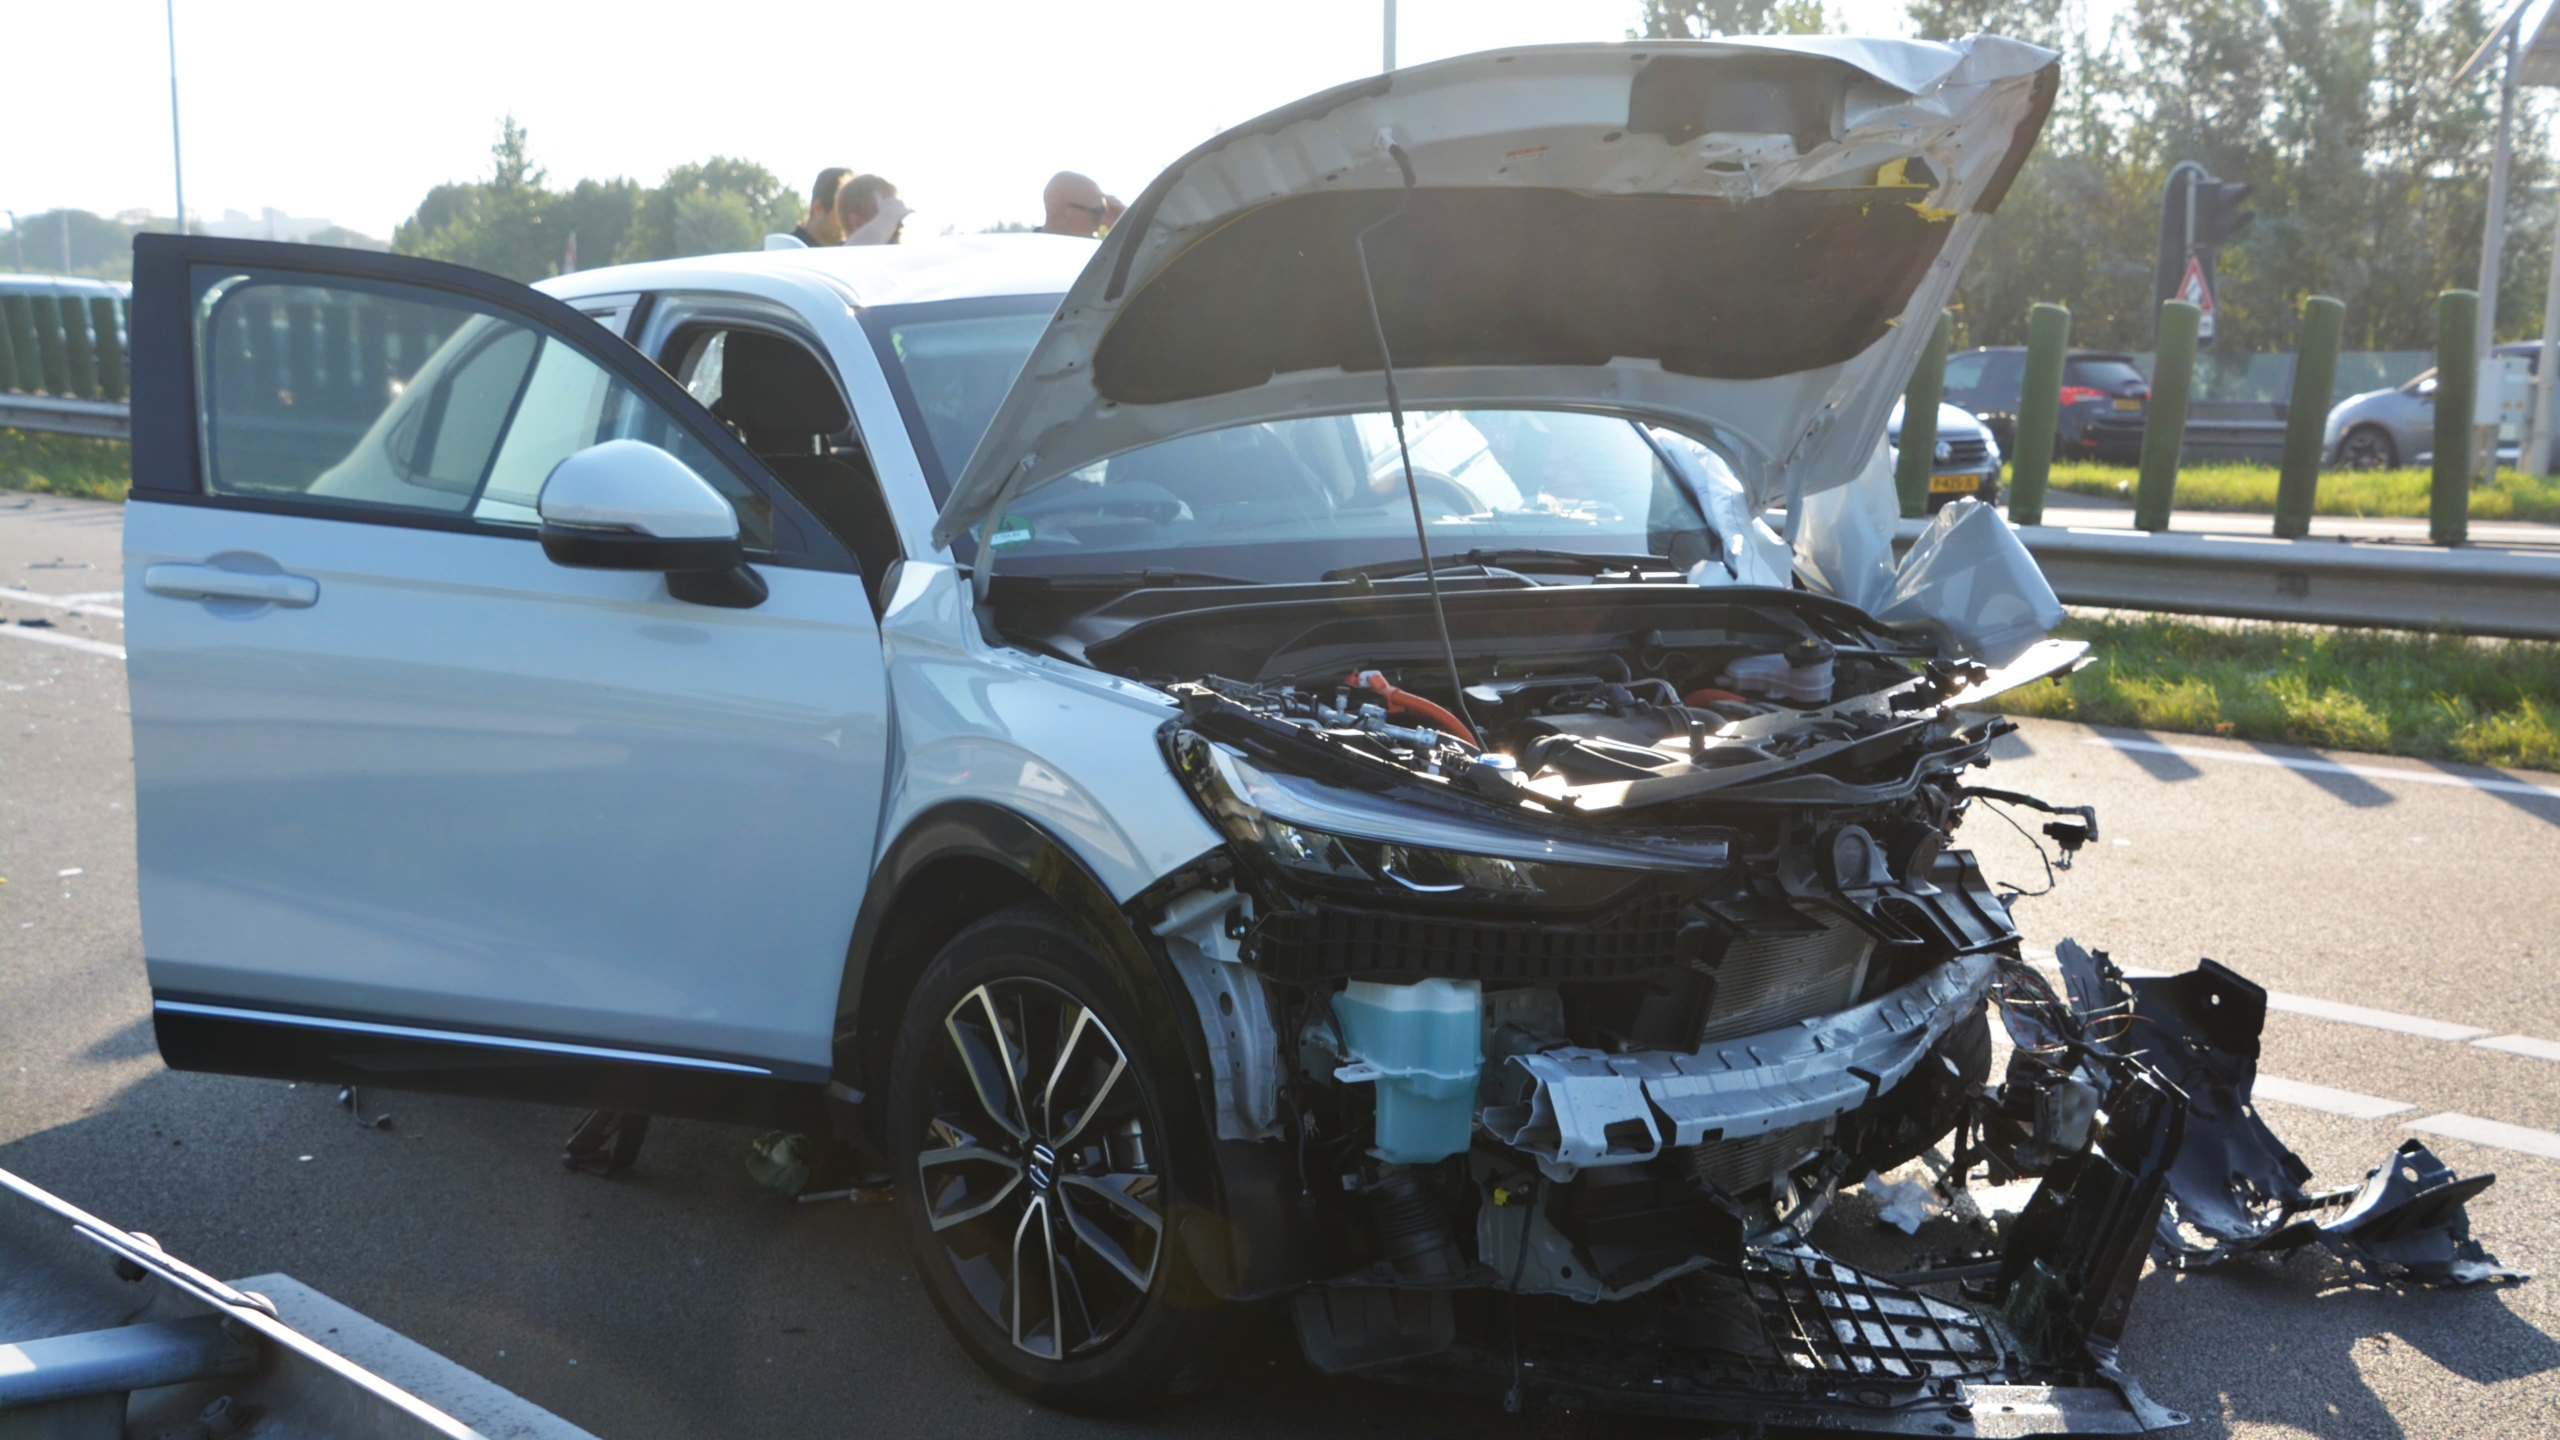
[78,1016,157,1064]
[2089,726,2205,782]
[2244,741,2398,809]
[2126,1252,2558,1440]
[2415,759,2560,831]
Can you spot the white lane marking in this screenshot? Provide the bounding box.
[2474,1034,2560,1063]
[2407,1113,2560,1162]
[0,587,123,620]
[2260,992,2488,1042]
[2085,735,2560,801]
[0,624,126,660]
[2252,1075,2412,1120]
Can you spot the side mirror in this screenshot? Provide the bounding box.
[538,441,766,607]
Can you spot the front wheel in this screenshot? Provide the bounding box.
[889,905,1226,1411]
[2335,424,2398,470]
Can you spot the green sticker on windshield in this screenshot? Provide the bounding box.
[988,514,1034,550]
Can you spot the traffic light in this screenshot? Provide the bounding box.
[2194,181,2254,247]
[2156,165,2251,350]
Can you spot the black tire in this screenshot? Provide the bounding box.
[2336,425,2398,470]
[888,904,1226,1412]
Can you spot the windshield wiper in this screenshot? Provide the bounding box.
[1010,568,1262,590]
[1322,549,1677,583]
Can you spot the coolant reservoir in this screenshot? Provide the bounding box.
[1716,638,1836,704]
[1333,978,1483,1163]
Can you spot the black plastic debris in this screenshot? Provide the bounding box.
[561,1109,650,1176]
[2047,939,2523,1287]
[2319,1140,2527,1287]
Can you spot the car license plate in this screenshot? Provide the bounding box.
[1928,473,1978,494]
[2114,398,2142,410]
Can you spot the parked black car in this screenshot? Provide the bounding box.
[1943,347,2151,463]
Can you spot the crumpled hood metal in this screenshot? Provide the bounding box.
[933,36,2059,549]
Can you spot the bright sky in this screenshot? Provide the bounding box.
[5,0,1921,242]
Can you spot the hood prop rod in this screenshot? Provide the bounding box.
[1352,131,1482,745]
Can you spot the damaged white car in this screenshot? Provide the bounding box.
[120,35,2514,1433]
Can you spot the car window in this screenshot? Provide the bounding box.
[989,409,1711,584]
[1942,352,1988,394]
[192,267,774,547]
[861,298,1056,506]
[2064,357,2147,389]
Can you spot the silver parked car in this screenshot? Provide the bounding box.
[2326,341,2537,469]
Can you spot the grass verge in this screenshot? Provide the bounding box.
[2042,461,2560,522]
[1,428,131,501]
[1985,612,2560,771]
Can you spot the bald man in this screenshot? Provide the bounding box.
[1039,172,1124,237]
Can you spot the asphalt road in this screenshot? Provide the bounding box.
[5,490,2556,1439]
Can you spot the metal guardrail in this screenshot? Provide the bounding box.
[1897,518,2560,641]
[0,392,131,440]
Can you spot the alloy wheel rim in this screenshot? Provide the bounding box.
[915,978,1164,1361]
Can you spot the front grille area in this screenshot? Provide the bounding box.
[1693,910,1872,1043]
[1749,1250,2002,1379]
[1683,1120,1828,1200]
[1939,438,1991,467]
[1247,886,1702,984]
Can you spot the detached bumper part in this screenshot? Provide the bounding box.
[1362,1251,2177,1435]
[2048,941,2525,1287]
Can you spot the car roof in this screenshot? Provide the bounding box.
[536,233,1092,310]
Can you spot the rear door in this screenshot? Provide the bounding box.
[123,236,885,1118]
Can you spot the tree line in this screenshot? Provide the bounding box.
[391,118,801,283]
[1644,0,2549,354]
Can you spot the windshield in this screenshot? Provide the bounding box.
[863,298,1719,583]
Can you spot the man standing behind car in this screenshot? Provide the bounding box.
[1038,171,1123,236]
[837,174,909,245]
[790,167,853,247]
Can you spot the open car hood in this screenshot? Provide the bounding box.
[932,35,2058,551]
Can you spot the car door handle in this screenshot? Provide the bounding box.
[143,563,320,608]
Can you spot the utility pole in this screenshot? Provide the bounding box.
[167,0,187,235]
[61,211,72,273]
[1383,0,1396,72]
[2477,25,2520,477]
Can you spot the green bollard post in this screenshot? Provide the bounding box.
[90,296,127,402]
[2134,300,2201,532]
[60,296,99,399]
[27,292,71,395]
[2007,303,2070,525]
[2432,290,2478,547]
[1895,311,1953,519]
[2273,296,2344,538]
[1,295,41,393]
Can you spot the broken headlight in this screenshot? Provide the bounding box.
[1169,729,1677,905]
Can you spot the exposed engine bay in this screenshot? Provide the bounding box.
[1004,576,2527,1433]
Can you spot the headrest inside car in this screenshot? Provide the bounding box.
[714,332,853,440]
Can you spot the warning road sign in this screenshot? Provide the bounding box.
[2176,255,2217,342]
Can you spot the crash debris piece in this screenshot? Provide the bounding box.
[1864,1170,1936,1234]
[2044,940,2523,1287]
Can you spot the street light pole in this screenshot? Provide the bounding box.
[1383,0,1396,72]
[2477,25,2520,476]
[167,0,187,235]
